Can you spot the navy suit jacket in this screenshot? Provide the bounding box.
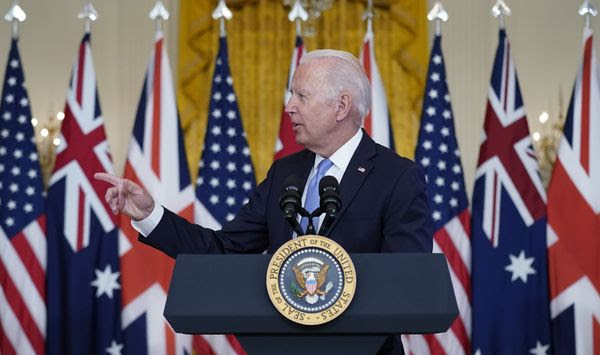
[141,132,433,257]
[140,132,433,355]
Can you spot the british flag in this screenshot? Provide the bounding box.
[46,33,123,354]
[0,38,46,355]
[274,36,305,160]
[405,34,471,355]
[359,24,394,150]
[547,27,600,354]
[471,29,552,354]
[119,31,198,354]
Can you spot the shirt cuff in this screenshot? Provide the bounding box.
[131,204,164,237]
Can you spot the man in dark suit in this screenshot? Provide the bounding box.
[96,49,432,354]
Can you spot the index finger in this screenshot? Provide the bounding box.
[94,172,122,186]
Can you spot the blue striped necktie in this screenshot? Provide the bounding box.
[300,158,334,234]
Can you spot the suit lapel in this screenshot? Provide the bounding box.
[327,132,376,235]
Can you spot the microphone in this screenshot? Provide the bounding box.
[317,175,341,236]
[279,175,308,236]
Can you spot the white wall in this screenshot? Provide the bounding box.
[1,0,597,197]
[0,0,179,175]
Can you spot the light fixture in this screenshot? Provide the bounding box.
[283,0,334,36]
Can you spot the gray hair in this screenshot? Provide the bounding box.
[301,49,372,120]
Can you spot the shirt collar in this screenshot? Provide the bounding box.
[313,129,363,173]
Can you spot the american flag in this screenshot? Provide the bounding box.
[405,34,471,355]
[193,35,254,355]
[471,29,551,354]
[195,35,256,229]
[359,25,394,150]
[46,33,123,354]
[119,31,197,354]
[0,38,46,355]
[547,27,600,354]
[274,35,305,160]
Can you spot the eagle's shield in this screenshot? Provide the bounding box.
[306,274,317,294]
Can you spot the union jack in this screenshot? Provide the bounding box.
[547,26,600,354]
[471,29,551,354]
[274,36,305,160]
[359,25,394,149]
[119,31,197,354]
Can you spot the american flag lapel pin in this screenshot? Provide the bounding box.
[357,166,366,173]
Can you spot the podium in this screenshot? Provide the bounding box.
[164,253,458,354]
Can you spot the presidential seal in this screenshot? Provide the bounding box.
[266,235,356,325]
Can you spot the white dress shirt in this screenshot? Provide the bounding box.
[296,129,363,233]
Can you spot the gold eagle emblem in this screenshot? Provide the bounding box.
[292,264,329,297]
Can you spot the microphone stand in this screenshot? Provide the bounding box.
[318,213,335,236]
[287,207,310,236]
[306,208,323,235]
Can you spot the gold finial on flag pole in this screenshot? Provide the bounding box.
[4,0,26,39]
[149,1,170,34]
[427,1,448,36]
[579,0,598,29]
[491,0,511,29]
[212,0,232,37]
[78,2,98,34]
[288,0,308,36]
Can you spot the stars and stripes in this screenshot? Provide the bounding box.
[0,38,47,355]
[46,33,123,354]
[471,29,551,354]
[359,26,394,149]
[119,31,196,354]
[274,36,305,160]
[406,34,471,355]
[193,35,253,355]
[547,27,600,354]
[196,35,256,230]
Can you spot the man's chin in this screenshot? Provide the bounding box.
[293,132,306,146]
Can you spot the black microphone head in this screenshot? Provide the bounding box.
[319,175,341,212]
[279,175,304,214]
[319,175,339,193]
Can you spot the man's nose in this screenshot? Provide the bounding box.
[284,97,296,114]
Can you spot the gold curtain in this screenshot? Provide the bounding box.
[177,0,428,182]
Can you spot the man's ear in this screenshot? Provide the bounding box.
[335,93,352,122]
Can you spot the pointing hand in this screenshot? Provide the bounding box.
[94,172,155,221]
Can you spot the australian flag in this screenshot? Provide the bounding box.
[195,35,256,229]
[46,33,123,354]
[471,29,552,354]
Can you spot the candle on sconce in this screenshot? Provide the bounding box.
[32,109,65,186]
